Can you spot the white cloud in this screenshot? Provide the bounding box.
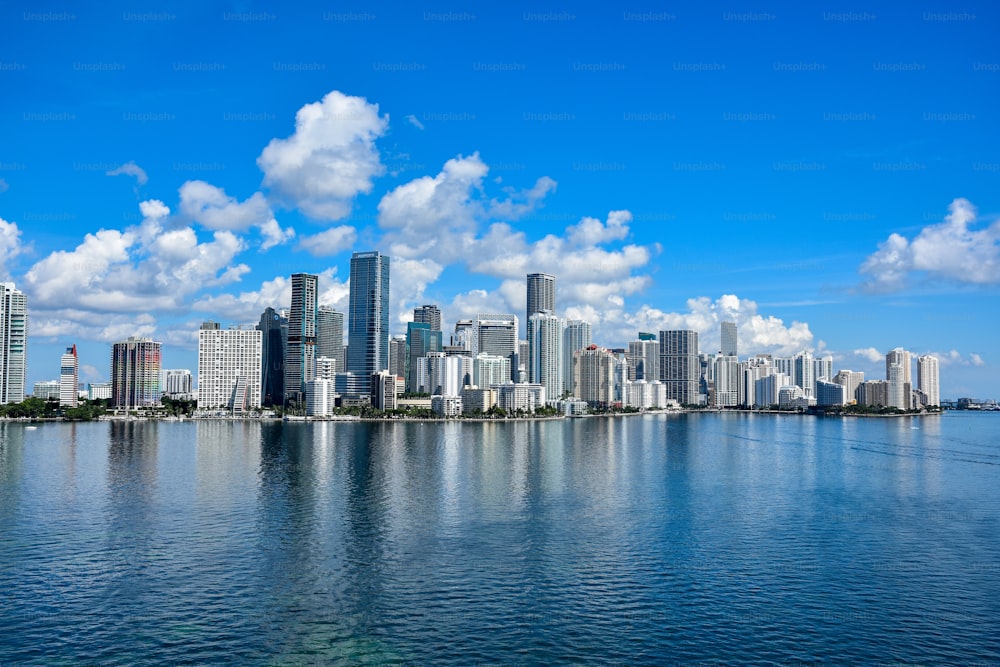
[23,201,249,316]
[178,180,293,251]
[192,274,291,322]
[258,90,388,220]
[379,153,487,237]
[106,160,149,185]
[405,114,425,130]
[487,176,558,221]
[860,198,1000,291]
[298,226,357,256]
[391,257,445,327]
[853,347,884,363]
[567,209,631,246]
[0,216,23,277]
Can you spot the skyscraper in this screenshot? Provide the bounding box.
[406,321,442,392]
[111,336,161,409]
[473,314,519,380]
[563,319,593,393]
[347,251,390,376]
[59,344,78,407]
[885,348,912,386]
[197,322,262,413]
[257,307,287,407]
[0,282,27,405]
[628,337,659,382]
[573,345,616,408]
[660,330,700,405]
[918,355,940,407]
[285,273,317,403]
[526,273,555,325]
[528,311,563,401]
[413,304,442,333]
[316,305,345,373]
[794,350,815,398]
[721,321,737,357]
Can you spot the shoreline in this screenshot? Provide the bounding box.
[1,408,956,425]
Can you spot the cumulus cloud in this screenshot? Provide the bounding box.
[23,200,249,315]
[391,257,445,327]
[860,198,1000,291]
[258,90,389,220]
[178,180,293,251]
[0,216,23,276]
[379,153,487,237]
[852,347,884,363]
[106,160,149,185]
[298,226,357,257]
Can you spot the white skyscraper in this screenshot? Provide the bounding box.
[0,282,28,405]
[713,355,738,407]
[197,322,263,412]
[885,348,912,386]
[887,362,908,409]
[59,344,79,407]
[473,353,511,388]
[794,350,815,398]
[528,311,563,402]
[832,370,865,404]
[917,355,940,407]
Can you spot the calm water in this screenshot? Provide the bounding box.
[1,413,998,665]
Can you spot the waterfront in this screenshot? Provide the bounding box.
[1,412,998,664]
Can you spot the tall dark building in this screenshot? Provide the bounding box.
[413,304,442,333]
[406,321,442,392]
[347,251,390,376]
[316,305,345,373]
[285,273,317,403]
[257,307,287,407]
[721,321,738,357]
[526,273,555,327]
[660,329,700,405]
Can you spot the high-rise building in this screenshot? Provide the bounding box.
[389,335,407,380]
[347,251,390,376]
[714,355,738,407]
[887,362,909,409]
[562,320,592,393]
[473,314,518,380]
[660,330,700,405]
[528,311,563,402]
[526,273,555,324]
[832,370,865,403]
[473,353,511,388]
[628,337,659,382]
[452,319,474,350]
[413,304,442,333]
[257,307,287,407]
[316,305,345,374]
[0,282,27,404]
[721,321,737,357]
[573,345,617,407]
[917,355,940,407]
[197,322,262,412]
[59,344,79,407]
[285,273,318,403]
[794,350,815,398]
[816,379,848,406]
[857,380,889,407]
[163,369,193,397]
[406,322,443,392]
[813,355,834,383]
[111,336,162,409]
[886,348,912,386]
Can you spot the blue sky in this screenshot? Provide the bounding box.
[1,0,997,398]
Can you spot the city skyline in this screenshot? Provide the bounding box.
[1,3,996,397]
